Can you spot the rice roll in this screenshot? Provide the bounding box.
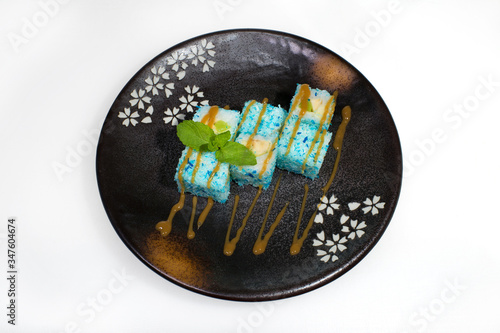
[230,133,279,189]
[288,83,337,130]
[230,99,286,189]
[277,118,333,179]
[175,105,241,203]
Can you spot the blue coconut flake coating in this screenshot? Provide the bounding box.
[229,134,278,190]
[175,147,231,203]
[174,106,241,203]
[289,84,336,130]
[276,120,333,179]
[237,100,286,139]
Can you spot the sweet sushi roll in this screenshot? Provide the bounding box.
[236,100,286,138]
[174,105,241,203]
[287,83,337,130]
[276,120,333,179]
[175,147,231,203]
[230,99,286,189]
[229,133,279,189]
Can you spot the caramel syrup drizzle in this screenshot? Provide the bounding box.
[224,186,263,256]
[290,105,351,255]
[187,196,197,239]
[301,92,337,173]
[245,98,268,150]
[234,100,255,140]
[206,163,220,189]
[197,197,213,229]
[290,184,314,255]
[253,173,288,255]
[322,106,351,196]
[155,149,191,237]
[258,135,279,179]
[156,106,220,237]
[224,98,280,255]
[284,84,311,156]
[158,100,351,257]
[313,129,328,164]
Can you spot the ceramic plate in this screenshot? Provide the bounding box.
[96,29,402,301]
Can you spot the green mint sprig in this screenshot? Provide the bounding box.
[177,120,257,166]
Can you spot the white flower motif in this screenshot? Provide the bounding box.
[328,234,348,253]
[179,85,208,112]
[186,85,203,97]
[312,231,329,247]
[163,107,185,126]
[187,39,216,72]
[129,89,151,109]
[201,39,216,72]
[314,212,324,224]
[164,82,175,98]
[179,95,196,113]
[144,76,164,96]
[203,60,216,72]
[348,202,361,211]
[147,66,175,97]
[313,232,337,262]
[201,39,216,57]
[151,66,169,80]
[139,106,154,124]
[316,249,338,263]
[318,194,340,215]
[166,51,188,80]
[341,217,367,240]
[362,195,385,215]
[118,108,139,127]
[145,66,170,96]
[188,45,206,66]
[313,231,347,254]
[188,39,215,72]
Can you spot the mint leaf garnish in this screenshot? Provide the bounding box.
[216,141,257,166]
[177,120,215,150]
[177,119,257,166]
[205,142,216,152]
[213,130,231,148]
[206,129,231,152]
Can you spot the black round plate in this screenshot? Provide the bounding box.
[96,29,402,301]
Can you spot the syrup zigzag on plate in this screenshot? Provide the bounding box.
[156,84,351,256]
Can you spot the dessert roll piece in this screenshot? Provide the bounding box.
[288,83,337,130]
[230,133,279,190]
[174,106,242,203]
[230,99,286,189]
[175,148,231,203]
[276,120,332,179]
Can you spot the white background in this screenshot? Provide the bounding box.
[1,0,500,332]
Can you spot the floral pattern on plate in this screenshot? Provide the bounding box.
[313,193,385,263]
[117,39,216,127]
